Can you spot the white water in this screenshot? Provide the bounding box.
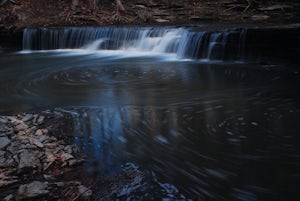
[22,26,247,61]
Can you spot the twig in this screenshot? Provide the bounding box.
[242,0,252,14]
[65,11,71,22]
[116,0,125,12]
[9,0,17,4]
[223,5,240,13]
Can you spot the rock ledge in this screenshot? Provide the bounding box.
[0,111,89,200]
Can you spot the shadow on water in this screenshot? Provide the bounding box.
[0,26,300,200]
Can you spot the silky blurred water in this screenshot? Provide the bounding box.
[0,48,299,200]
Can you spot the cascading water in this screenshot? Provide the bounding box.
[22,26,247,60]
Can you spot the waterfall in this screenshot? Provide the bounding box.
[23,26,247,60]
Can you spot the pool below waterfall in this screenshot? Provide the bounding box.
[0,25,299,200]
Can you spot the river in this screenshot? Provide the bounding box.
[0,25,299,200]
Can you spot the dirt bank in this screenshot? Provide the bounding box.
[1,0,300,30]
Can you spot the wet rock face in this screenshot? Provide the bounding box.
[0,111,88,200]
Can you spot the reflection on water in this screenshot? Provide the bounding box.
[65,97,299,200]
[0,51,299,200]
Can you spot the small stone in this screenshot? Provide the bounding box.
[0,116,8,124]
[54,181,66,187]
[45,143,57,149]
[136,4,147,9]
[17,131,26,137]
[15,123,29,132]
[251,122,258,126]
[78,185,92,197]
[36,135,49,143]
[28,126,38,134]
[25,144,36,150]
[35,129,43,136]
[251,14,270,21]
[37,116,45,124]
[6,143,18,155]
[22,114,33,122]
[18,136,29,144]
[43,174,55,180]
[68,159,77,166]
[43,150,57,170]
[0,157,5,163]
[29,137,44,148]
[61,153,74,161]
[0,128,12,137]
[18,181,49,200]
[64,145,73,153]
[0,136,11,150]
[56,145,65,152]
[6,116,18,123]
[18,150,41,174]
[45,136,57,143]
[155,18,170,23]
[61,161,68,167]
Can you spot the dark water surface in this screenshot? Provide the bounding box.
[1,26,300,200]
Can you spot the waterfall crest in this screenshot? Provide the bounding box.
[23,26,246,60]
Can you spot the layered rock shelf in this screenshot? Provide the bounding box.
[0,111,89,200]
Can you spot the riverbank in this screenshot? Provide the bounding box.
[0,111,156,200]
[1,0,299,27]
